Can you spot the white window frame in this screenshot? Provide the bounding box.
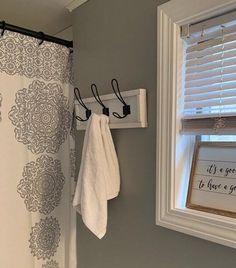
[156,0,236,249]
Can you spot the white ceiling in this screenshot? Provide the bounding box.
[0,0,74,38]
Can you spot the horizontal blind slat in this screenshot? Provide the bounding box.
[186,24,236,45]
[186,42,236,60]
[183,22,236,124]
[186,32,236,53]
[185,81,236,95]
[186,65,236,81]
[186,49,236,67]
[182,116,236,135]
[183,111,236,119]
[186,58,236,74]
[185,89,236,102]
[184,97,236,109]
[185,73,236,88]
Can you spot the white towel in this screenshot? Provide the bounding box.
[100,114,120,200]
[73,113,120,239]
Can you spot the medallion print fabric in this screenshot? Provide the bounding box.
[42,260,59,268]
[0,31,72,83]
[9,80,71,154]
[17,155,65,214]
[70,149,76,179]
[29,217,61,260]
[0,30,76,268]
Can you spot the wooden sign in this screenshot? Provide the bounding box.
[186,142,236,218]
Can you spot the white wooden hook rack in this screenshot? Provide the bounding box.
[75,89,147,130]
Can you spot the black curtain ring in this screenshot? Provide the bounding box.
[1,21,6,37]
[38,31,45,45]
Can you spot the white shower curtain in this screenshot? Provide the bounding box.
[0,30,76,268]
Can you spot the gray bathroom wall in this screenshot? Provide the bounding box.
[72,0,236,267]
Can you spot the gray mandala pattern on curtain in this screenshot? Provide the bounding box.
[42,260,59,268]
[9,80,72,154]
[0,29,76,268]
[0,31,72,83]
[17,155,65,214]
[29,217,61,260]
[70,149,76,179]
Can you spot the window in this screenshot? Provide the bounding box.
[182,11,236,135]
[156,0,236,249]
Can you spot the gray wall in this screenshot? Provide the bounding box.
[72,1,236,267]
[0,0,71,36]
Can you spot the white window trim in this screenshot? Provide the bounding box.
[156,0,236,249]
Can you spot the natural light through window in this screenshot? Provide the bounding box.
[181,11,236,135]
[157,0,236,249]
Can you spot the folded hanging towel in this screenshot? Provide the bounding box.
[100,114,120,200]
[73,113,120,239]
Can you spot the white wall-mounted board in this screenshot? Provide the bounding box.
[75,89,147,130]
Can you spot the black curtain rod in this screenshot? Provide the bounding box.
[0,21,73,48]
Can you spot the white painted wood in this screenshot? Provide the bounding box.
[75,89,147,130]
[161,0,236,25]
[156,0,236,249]
[66,0,89,11]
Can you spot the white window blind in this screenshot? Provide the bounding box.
[181,11,236,134]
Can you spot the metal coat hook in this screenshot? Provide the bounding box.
[38,31,45,45]
[111,78,131,119]
[74,87,91,122]
[91,83,109,116]
[1,21,6,36]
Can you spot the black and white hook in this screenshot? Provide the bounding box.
[91,83,109,116]
[111,79,131,119]
[74,87,91,122]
